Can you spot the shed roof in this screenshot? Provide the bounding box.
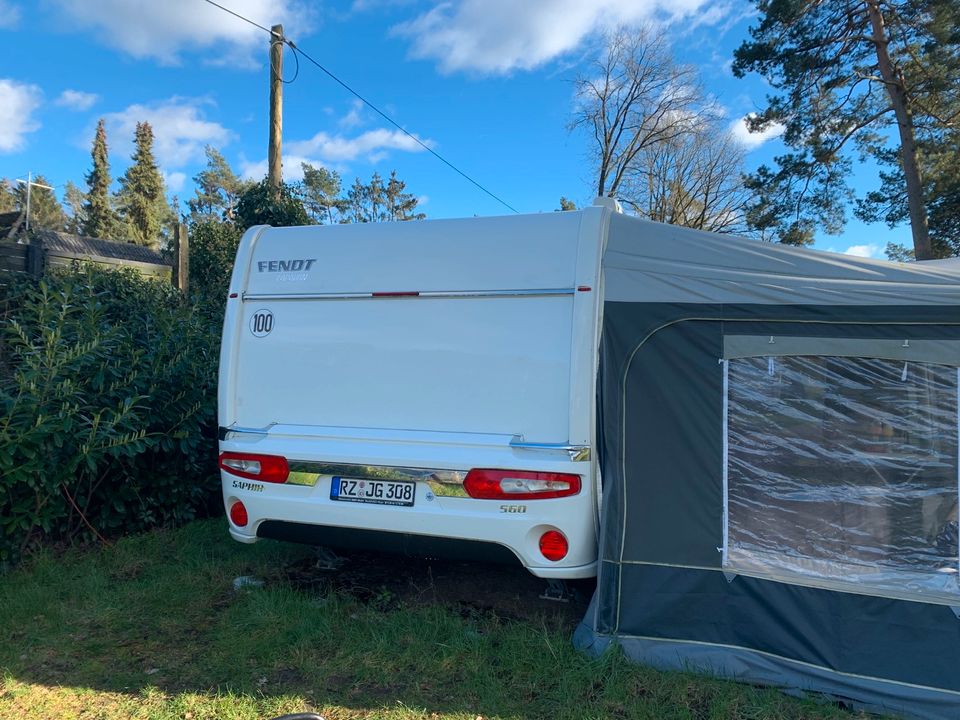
[36,230,168,266]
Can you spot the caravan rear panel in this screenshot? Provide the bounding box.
[218,210,608,577]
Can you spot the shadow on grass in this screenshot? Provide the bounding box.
[0,520,862,720]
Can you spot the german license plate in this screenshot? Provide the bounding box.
[330,477,416,507]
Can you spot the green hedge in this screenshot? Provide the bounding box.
[188,219,241,316]
[0,264,221,564]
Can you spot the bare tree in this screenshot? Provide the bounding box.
[623,120,752,233]
[570,26,705,198]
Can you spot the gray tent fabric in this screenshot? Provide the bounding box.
[578,212,960,720]
[603,214,960,305]
[921,258,960,268]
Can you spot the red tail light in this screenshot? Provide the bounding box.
[219,452,289,483]
[230,500,248,527]
[539,530,568,561]
[463,469,581,500]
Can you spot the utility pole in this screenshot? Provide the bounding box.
[268,23,284,196]
[16,172,55,234]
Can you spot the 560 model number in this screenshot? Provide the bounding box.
[499,504,527,513]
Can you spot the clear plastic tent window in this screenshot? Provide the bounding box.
[724,355,960,602]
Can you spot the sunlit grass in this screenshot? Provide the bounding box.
[0,520,864,719]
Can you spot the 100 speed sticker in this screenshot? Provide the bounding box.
[250,309,274,337]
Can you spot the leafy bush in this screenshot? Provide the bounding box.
[188,219,242,318]
[235,179,310,232]
[0,264,220,565]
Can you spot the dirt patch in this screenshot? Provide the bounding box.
[274,549,593,629]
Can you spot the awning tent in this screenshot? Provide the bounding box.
[576,214,960,719]
[922,257,960,268]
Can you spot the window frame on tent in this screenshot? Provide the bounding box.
[721,335,960,606]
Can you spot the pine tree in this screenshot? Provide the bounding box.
[384,171,425,221]
[82,119,119,239]
[300,162,345,224]
[733,0,960,258]
[855,0,960,257]
[332,172,426,224]
[0,179,16,214]
[116,121,167,247]
[188,146,249,222]
[345,177,369,223]
[367,172,386,223]
[63,181,87,235]
[13,174,66,231]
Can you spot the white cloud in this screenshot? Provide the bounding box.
[0,0,21,28]
[102,97,233,169]
[0,79,41,152]
[163,171,187,193]
[55,89,99,111]
[352,0,419,11]
[240,154,317,182]
[687,1,732,29]
[240,128,432,180]
[339,99,365,129]
[47,0,313,64]
[843,244,883,259]
[289,128,430,163]
[393,0,717,74]
[238,158,265,181]
[729,113,784,150]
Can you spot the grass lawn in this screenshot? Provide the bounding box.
[0,519,863,720]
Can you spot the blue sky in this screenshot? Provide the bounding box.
[0,0,908,258]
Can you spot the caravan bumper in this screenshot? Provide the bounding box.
[221,461,598,579]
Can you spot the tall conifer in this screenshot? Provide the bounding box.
[82,119,118,239]
[117,121,168,247]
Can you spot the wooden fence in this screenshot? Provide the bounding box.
[0,240,33,279]
[0,224,188,291]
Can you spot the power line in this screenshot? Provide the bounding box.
[288,43,519,214]
[198,0,519,214]
[279,41,299,84]
[201,0,274,36]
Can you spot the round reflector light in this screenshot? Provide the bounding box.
[539,530,568,561]
[230,501,248,527]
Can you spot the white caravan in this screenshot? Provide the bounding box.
[218,205,611,579]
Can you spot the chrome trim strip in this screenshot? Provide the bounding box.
[510,437,591,462]
[227,423,514,446]
[223,428,592,460]
[246,292,372,300]
[224,423,275,436]
[285,461,468,496]
[242,288,577,301]
[419,289,575,298]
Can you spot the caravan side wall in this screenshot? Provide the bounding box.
[217,209,608,578]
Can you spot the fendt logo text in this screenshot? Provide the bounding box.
[257,259,318,272]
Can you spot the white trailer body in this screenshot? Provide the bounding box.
[217,207,610,578]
